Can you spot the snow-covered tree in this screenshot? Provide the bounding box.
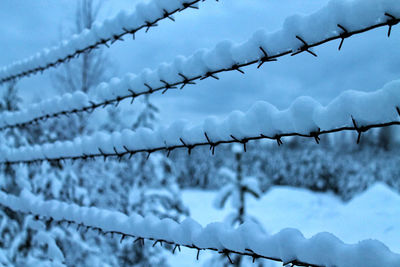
[114,95,188,266]
[0,82,26,265]
[214,144,261,226]
[132,95,159,130]
[212,144,264,266]
[0,82,68,265]
[53,0,108,96]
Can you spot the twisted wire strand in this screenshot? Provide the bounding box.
[2,113,400,165]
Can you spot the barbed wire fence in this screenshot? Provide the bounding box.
[0,1,400,266]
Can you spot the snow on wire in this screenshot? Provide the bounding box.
[0,0,399,132]
[2,79,400,165]
[0,0,217,84]
[1,189,399,267]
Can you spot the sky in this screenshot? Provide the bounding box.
[0,0,399,126]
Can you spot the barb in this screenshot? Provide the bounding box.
[0,12,398,132]
[2,115,400,165]
[0,0,216,85]
[337,24,352,50]
[291,35,318,57]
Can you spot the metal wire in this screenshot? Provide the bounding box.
[2,112,400,165]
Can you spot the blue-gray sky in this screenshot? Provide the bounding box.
[0,0,399,125]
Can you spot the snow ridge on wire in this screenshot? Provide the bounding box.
[0,0,216,84]
[2,80,400,165]
[0,0,398,131]
[1,189,399,267]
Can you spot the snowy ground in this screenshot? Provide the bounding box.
[167,183,400,266]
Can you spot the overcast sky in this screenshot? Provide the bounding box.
[0,0,399,126]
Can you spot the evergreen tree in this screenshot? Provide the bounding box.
[212,144,265,267]
[0,82,68,265]
[116,95,188,266]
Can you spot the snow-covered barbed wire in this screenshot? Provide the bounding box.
[0,0,398,132]
[2,80,400,165]
[0,0,217,85]
[1,189,399,267]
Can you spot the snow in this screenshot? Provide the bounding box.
[1,0,400,264]
[0,0,206,83]
[2,79,400,163]
[231,143,244,154]
[33,231,65,263]
[1,184,399,267]
[0,0,399,130]
[168,183,400,266]
[0,250,9,266]
[0,91,89,129]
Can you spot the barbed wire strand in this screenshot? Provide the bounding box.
[3,206,323,267]
[0,13,398,132]
[0,0,219,85]
[3,112,400,166]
